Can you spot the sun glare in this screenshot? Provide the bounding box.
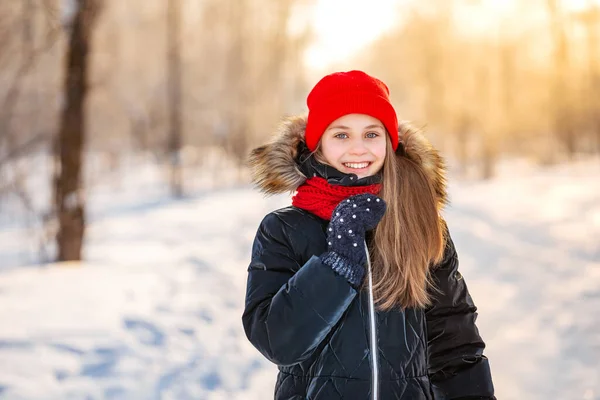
[560,0,600,11]
[306,0,600,71]
[305,0,404,71]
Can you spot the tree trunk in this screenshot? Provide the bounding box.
[167,0,183,197]
[53,0,99,262]
[481,141,496,180]
[547,0,575,159]
[584,5,600,155]
[477,58,496,180]
[456,113,471,178]
[224,0,247,169]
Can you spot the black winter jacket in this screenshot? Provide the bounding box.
[243,116,495,399]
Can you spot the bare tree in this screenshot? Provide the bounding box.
[53,0,101,262]
[547,0,576,160]
[0,2,61,162]
[167,0,183,197]
[578,3,600,154]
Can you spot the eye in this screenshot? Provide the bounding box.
[366,132,380,138]
[334,132,348,139]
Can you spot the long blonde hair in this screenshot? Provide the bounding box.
[315,134,445,310]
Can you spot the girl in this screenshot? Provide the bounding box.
[243,70,495,400]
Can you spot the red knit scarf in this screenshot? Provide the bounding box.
[292,177,381,221]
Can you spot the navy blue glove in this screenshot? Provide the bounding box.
[320,194,387,288]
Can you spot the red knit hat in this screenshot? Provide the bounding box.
[305,70,399,152]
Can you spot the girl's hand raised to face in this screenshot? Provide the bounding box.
[324,194,387,276]
[331,194,387,234]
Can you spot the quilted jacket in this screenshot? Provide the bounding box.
[242,116,495,399]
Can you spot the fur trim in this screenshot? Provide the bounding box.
[248,115,448,207]
[247,115,307,195]
[397,122,448,210]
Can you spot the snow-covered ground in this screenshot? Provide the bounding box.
[0,157,598,400]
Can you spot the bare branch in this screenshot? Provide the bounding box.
[0,133,47,166]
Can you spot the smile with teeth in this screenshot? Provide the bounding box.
[343,162,371,169]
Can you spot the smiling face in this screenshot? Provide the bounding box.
[318,113,387,179]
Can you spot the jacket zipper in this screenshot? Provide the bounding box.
[364,242,379,400]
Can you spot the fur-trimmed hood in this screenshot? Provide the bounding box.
[248,115,448,209]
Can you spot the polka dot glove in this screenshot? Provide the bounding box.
[320,194,387,288]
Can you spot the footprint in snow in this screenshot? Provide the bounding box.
[123,317,166,346]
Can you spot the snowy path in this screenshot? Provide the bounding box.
[0,160,598,399]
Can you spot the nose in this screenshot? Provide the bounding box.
[348,138,368,156]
